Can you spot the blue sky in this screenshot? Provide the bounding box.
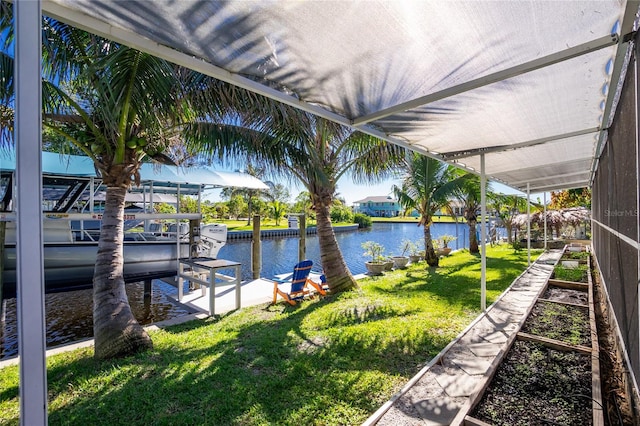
[203,173,549,206]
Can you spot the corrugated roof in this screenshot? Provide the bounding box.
[43,0,639,192]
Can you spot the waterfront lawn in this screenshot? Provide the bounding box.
[0,245,541,425]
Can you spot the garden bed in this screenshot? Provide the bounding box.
[464,245,602,425]
[470,340,592,425]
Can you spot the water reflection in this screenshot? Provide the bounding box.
[0,280,195,359]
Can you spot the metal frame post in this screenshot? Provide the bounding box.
[527,182,531,266]
[15,1,49,424]
[543,192,547,250]
[480,154,487,311]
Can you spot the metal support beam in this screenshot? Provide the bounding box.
[635,34,640,375]
[527,183,531,266]
[543,192,548,250]
[440,127,599,161]
[527,180,592,193]
[354,35,619,126]
[480,154,487,312]
[509,170,589,186]
[15,0,48,424]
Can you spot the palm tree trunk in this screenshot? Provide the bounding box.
[314,202,358,293]
[93,185,152,359]
[505,223,513,243]
[424,224,439,267]
[468,219,479,253]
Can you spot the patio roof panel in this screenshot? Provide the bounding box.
[42,0,635,192]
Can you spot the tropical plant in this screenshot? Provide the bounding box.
[227,194,247,220]
[1,13,272,358]
[393,153,470,267]
[269,200,288,226]
[488,193,528,243]
[440,234,456,248]
[291,191,314,219]
[330,202,354,223]
[361,241,385,263]
[453,174,486,253]
[353,213,372,228]
[193,111,406,293]
[262,182,290,225]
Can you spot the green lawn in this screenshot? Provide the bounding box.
[0,246,541,425]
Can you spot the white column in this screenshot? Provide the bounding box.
[635,36,640,379]
[527,182,531,266]
[480,154,487,311]
[543,192,547,250]
[15,1,48,424]
[89,177,94,213]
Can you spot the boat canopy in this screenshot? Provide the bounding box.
[0,150,269,192]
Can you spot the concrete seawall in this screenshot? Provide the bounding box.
[227,224,359,240]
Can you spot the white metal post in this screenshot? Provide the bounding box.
[89,177,94,213]
[15,0,48,424]
[635,35,640,378]
[543,192,547,250]
[480,154,487,311]
[527,183,531,266]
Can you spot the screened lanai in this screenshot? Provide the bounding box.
[12,1,640,423]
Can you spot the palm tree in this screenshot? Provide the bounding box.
[488,193,528,243]
[264,183,290,226]
[192,112,405,293]
[453,175,487,254]
[2,14,269,358]
[393,153,469,267]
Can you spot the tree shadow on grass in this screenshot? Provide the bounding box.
[20,295,450,426]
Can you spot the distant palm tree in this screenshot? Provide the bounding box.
[488,193,528,243]
[393,153,469,267]
[192,112,405,293]
[453,175,487,254]
[264,183,290,226]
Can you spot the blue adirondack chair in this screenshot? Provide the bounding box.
[272,259,315,305]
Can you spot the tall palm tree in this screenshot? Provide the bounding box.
[453,175,487,254]
[1,13,268,358]
[393,153,469,267]
[191,112,405,293]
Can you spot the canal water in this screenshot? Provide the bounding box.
[1,221,490,359]
[219,220,473,280]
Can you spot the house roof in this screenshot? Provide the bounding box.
[354,196,397,204]
[43,0,638,193]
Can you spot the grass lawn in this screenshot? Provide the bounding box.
[0,245,541,425]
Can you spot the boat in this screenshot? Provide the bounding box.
[0,151,267,297]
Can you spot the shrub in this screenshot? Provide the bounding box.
[354,213,372,228]
[330,204,354,223]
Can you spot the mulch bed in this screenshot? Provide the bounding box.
[520,300,591,347]
[470,340,592,426]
